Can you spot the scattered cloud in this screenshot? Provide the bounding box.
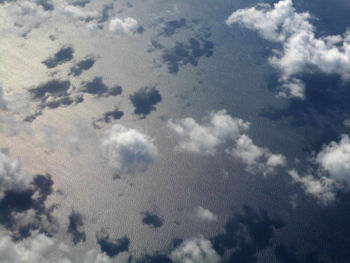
[227,0,350,98]
[168,110,249,155]
[194,206,218,222]
[169,110,286,175]
[289,170,336,205]
[290,134,350,205]
[101,124,158,174]
[228,134,286,176]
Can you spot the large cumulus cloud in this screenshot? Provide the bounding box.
[101,124,158,174]
[227,0,350,98]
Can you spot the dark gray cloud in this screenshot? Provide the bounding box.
[98,4,114,24]
[30,80,71,100]
[26,80,83,122]
[130,86,161,118]
[36,0,54,11]
[0,174,58,240]
[69,57,95,76]
[210,206,285,262]
[67,211,86,245]
[158,18,187,37]
[135,206,285,263]
[81,77,122,97]
[141,211,164,229]
[93,107,124,128]
[25,77,123,122]
[42,46,74,69]
[161,38,214,74]
[96,228,130,258]
[149,18,213,73]
[66,0,91,7]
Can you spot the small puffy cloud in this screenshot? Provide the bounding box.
[170,237,221,263]
[229,134,286,175]
[168,110,249,155]
[227,0,350,98]
[101,124,158,174]
[194,206,218,222]
[109,17,139,36]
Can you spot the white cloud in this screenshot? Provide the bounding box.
[168,110,249,155]
[289,170,336,205]
[55,0,99,20]
[290,135,350,205]
[5,0,102,35]
[170,237,221,263]
[109,17,139,36]
[194,206,218,222]
[316,134,350,187]
[0,84,31,136]
[6,0,51,35]
[0,151,34,199]
[169,110,286,175]
[229,134,286,175]
[101,124,158,174]
[227,0,350,98]
[0,233,112,263]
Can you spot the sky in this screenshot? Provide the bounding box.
[1,0,350,262]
